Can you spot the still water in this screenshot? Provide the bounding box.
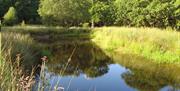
[33,40,180,91]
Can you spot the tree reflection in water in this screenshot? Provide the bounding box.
[112,53,180,91]
[33,35,180,91]
[45,41,113,78]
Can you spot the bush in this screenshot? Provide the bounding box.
[3,7,18,25]
[82,23,90,28]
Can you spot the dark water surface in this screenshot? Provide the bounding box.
[33,39,180,91]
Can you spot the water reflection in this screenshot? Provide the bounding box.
[111,52,180,91]
[45,42,113,78]
[33,37,180,91]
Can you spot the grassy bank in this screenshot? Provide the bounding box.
[0,31,72,90]
[0,32,40,90]
[1,26,180,90]
[2,26,180,64]
[92,27,180,64]
[111,52,180,91]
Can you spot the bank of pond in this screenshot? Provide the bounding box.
[0,26,180,91]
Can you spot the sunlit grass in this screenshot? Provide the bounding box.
[92,27,180,63]
[0,32,38,90]
[1,26,180,90]
[2,26,180,63]
[111,52,180,90]
[0,32,72,90]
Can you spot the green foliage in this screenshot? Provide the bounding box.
[0,0,179,28]
[114,0,179,29]
[0,0,40,24]
[89,1,115,26]
[3,7,18,25]
[15,0,40,24]
[0,0,14,18]
[82,23,90,28]
[38,0,91,26]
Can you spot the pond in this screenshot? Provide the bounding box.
[32,36,180,91]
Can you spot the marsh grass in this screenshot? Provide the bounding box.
[0,54,36,91]
[0,32,75,91]
[92,27,180,63]
[2,25,91,35]
[2,26,92,43]
[2,26,180,64]
[0,32,39,90]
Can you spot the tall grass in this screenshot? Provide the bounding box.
[92,27,180,63]
[0,32,38,90]
[0,32,72,91]
[2,26,180,64]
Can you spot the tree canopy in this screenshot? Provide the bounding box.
[0,0,179,29]
[38,0,91,26]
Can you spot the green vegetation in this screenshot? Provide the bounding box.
[3,7,17,25]
[111,52,180,91]
[1,0,179,29]
[114,0,180,29]
[0,32,38,90]
[89,0,115,26]
[2,26,180,63]
[1,26,180,90]
[0,0,40,24]
[38,0,91,26]
[1,0,180,90]
[92,27,180,63]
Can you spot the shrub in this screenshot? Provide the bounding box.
[82,23,90,28]
[3,7,18,25]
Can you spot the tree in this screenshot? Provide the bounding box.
[89,0,115,27]
[0,0,40,24]
[0,0,14,18]
[15,0,40,24]
[3,7,18,25]
[114,0,179,29]
[174,0,180,29]
[38,0,91,26]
